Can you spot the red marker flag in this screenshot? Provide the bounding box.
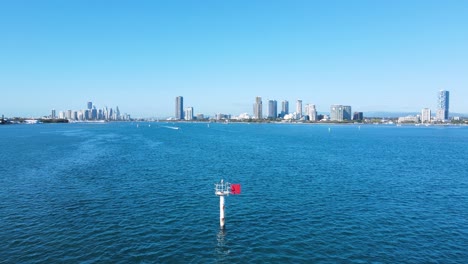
[230,184,241,195]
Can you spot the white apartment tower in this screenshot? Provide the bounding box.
[421,108,431,123]
[281,100,289,117]
[306,104,318,121]
[296,100,303,118]
[253,97,263,119]
[184,107,193,121]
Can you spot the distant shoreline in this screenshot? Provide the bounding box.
[2,118,466,126]
[1,121,465,126]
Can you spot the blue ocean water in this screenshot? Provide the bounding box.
[1,123,467,263]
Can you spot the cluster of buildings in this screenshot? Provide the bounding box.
[174,90,452,123]
[174,96,230,121]
[398,90,451,123]
[52,101,131,121]
[173,95,362,122]
[252,97,362,122]
[175,96,198,121]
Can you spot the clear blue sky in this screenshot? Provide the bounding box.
[1,0,467,117]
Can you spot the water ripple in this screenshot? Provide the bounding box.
[1,124,468,263]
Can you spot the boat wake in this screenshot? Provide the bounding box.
[162,126,180,130]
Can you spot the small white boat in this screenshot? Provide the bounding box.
[163,126,179,130]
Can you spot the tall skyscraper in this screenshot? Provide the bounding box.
[87,101,92,110]
[253,96,262,119]
[184,107,193,121]
[175,96,184,120]
[306,104,317,121]
[115,106,120,120]
[281,100,289,117]
[51,109,56,119]
[104,107,109,120]
[296,100,302,118]
[436,90,449,120]
[91,106,98,120]
[421,108,431,123]
[268,100,277,119]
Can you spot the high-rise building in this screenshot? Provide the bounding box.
[175,96,184,120]
[306,104,317,121]
[421,108,431,123]
[281,100,289,117]
[436,90,449,120]
[253,96,262,119]
[66,110,72,120]
[184,107,194,121]
[51,109,56,119]
[104,107,109,120]
[91,106,98,120]
[343,106,352,120]
[330,105,341,121]
[115,106,120,120]
[296,100,303,118]
[330,105,352,121]
[87,101,92,110]
[268,100,277,119]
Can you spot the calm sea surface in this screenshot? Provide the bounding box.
[1,123,467,263]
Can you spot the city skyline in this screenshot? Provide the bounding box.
[172,89,452,121]
[1,1,468,117]
[1,88,461,120]
[51,101,130,121]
